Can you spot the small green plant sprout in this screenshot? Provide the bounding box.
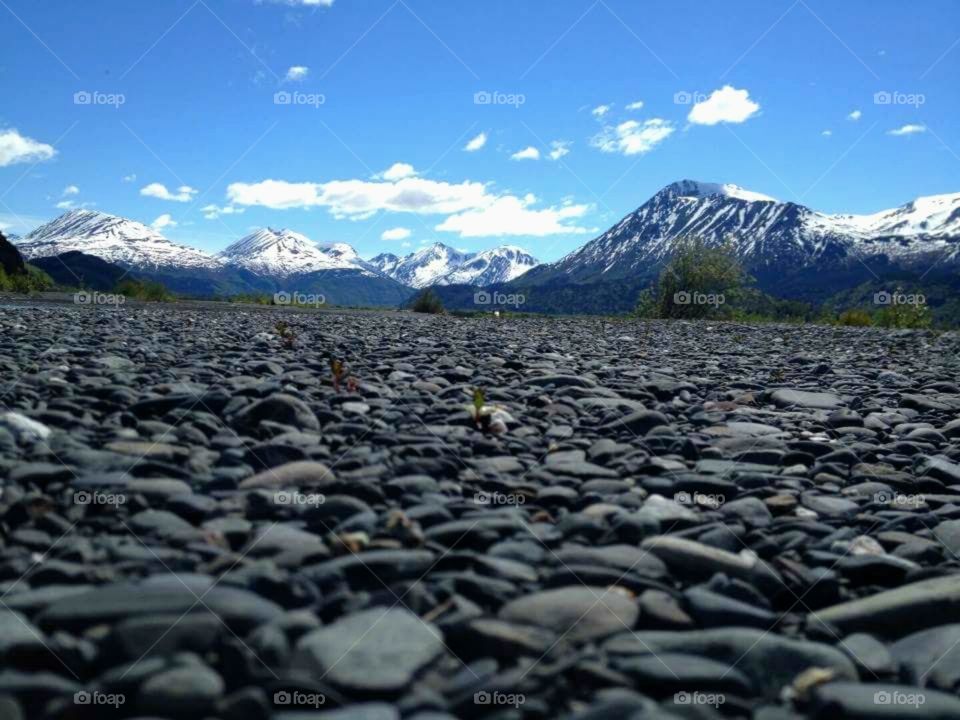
[274,321,297,348]
[467,387,509,434]
[330,358,346,392]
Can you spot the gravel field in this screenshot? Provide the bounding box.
[2,303,960,719]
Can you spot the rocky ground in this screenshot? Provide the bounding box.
[1,303,960,720]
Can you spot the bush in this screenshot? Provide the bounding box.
[0,264,54,293]
[836,309,873,327]
[875,301,932,329]
[115,278,174,302]
[412,288,444,314]
[636,237,746,319]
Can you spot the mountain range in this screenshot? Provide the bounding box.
[13,210,538,304]
[10,182,960,312]
[432,180,958,314]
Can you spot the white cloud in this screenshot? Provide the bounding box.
[63,185,80,196]
[464,132,487,152]
[0,128,56,167]
[227,172,592,237]
[592,104,611,118]
[821,129,833,136]
[381,227,411,241]
[267,0,334,6]
[379,162,417,181]
[848,109,862,121]
[436,195,591,238]
[688,86,760,125]
[140,183,199,202]
[151,214,177,231]
[626,100,644,111]
[511,146,540,161]
[285,65,309,82]
[888,124,926,136]
[122,174,137,183]
[56,200,76,210]
[227,176,490,217]
[591,118,674,156]
[548,140,571,160]
[201,204,244,220]
[401,241,411,248]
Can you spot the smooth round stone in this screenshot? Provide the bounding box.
[294,608,444,693]
[771,389,845,410]
[239,461,336,489]
[139,664,225,715]
[810,681,960,719]
[499,586,638,643]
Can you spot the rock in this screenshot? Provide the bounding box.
[0,413,51,442]
[640,535,782,594]
[771,389,845,410]
[890,624,960,689]
[233,394,320,432]
[139,663,225,715]
[239,460,336,490]
[605,628,857,699]
[499,586,638,642]
[810,682,960,719]
[294,608,444,693]
[812,575,960,637]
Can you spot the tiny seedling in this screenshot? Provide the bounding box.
[274,321,297,349]
[330,358,345,392]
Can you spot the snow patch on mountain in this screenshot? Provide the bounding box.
[17,209,222,270]
[216,228,373,277]
[436,245,539,285]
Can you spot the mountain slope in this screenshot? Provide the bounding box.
[217,228,375,276]
[521,180,959,294]
[435,245,539,286]
[31,251,133,291]
[17,209,222,270]
[0,231,26,276]
[375,243,475,288]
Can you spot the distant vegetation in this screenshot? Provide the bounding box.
[0,264,55,293]
[411,288,445,314]
[115,278,174,302]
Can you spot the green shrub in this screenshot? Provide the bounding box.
[0,264,54,293]
[412,288,444,314]
[635,237,746,319]
[875,301,932,329]
[115,278,174,302]
[837,309,873,326]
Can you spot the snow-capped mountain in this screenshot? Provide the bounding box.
[369,243,539,288]
[16,209,222,270]
[372,243,475,288]
[435,245,539,286]
[524,180,959,287]
[216,228,374,277]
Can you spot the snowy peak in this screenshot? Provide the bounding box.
[17,209,222,270]
[368,253,402,276]
[827,191,960,238]
[217,228,371,277]
[436,245,539,286]
[383,243,475,288]
[659,180,777,203]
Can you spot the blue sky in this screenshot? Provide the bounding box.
[1,0,957,262]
